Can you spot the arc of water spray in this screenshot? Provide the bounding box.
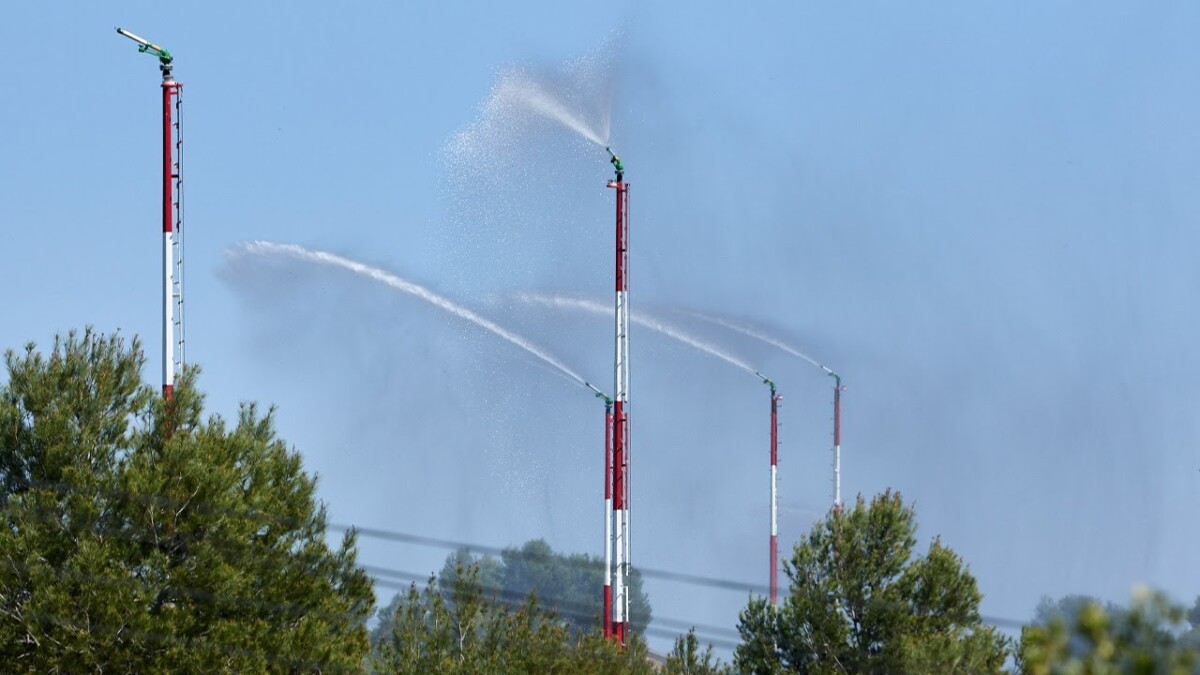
[513,293,758,377]
[678,310,846,507]
[496,72,609,147]
[678,309,831,374]
[229,242,594,390]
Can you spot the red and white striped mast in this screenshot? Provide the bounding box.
[756,372,781,605]
[118,28,185,399]
[829,370,844,508]
[606,147,630,644]
[586,381,615,639]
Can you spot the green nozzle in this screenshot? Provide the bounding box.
[755,371,776,394]
[606,146,624,174]
[116,27,173,65]
[585,381,613,405]
[142,44,173,64]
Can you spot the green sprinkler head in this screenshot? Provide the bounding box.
[755,371,776,394]
[585,381,613,405]
[606,146,624,174]
[116,27,173,65]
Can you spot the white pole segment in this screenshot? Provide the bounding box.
[834,445,841,508]
[163,230,174,392]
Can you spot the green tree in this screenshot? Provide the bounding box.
[370,547,504,652]
[1182,598,1200,652]
[439,547,504,599]
[378,539,653,639]
[664,628,732,675]
[499,539,652,634]
[1034,595,1124,627]
[1020,588,1200,674]
[371,562,656,674]
[733,490,1010,674]
[1029,594,1128,662]
[0,330,373,672]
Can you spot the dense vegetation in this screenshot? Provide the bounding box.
[4,329,1199,673]
[734,491,1010,674]
[0,330,373,672]
[1020,591,1200,674]
[370,563,657,674]
[373,539,651,640]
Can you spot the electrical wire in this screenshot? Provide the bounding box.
[0,505,741,651]
[4,477,1032,632]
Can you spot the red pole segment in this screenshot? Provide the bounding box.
[162,82,173,236]
[833,386,841,448]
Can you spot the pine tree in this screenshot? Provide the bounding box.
[1020,588,1200,674]
[733,490,1010,674]
[371,562,657,674]
[0,329,374,672]
[664,628,732,674]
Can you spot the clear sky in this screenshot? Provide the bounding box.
[3,0,1200,652]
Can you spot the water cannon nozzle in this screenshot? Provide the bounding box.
[756,371,776,393]
[605,146,624,177]
[585,381,612,404]
[116,27,172,64]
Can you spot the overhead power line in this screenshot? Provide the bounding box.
[6,477,1032,631]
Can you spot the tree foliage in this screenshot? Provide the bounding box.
[0,329,373,672]
[499,539,652,634]
[1020,589,1200,674]
[663,628,732,675]
[1033,595,1125,628]
[371,562,656,674]
[733,490,1010,674]
[376,538,652,640]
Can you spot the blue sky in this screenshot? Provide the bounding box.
[4,0,1200,651]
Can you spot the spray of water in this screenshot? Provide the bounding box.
[497,72,609,146]
[514,293,758,376]
[679,309,831,374]
[443,65,613,179]
[229,242,589,387]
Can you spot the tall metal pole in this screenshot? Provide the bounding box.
[161,68,179,399]
[587,381,614,640]
[118,28,182,399]
[757,373,781,605]
[603,398,614,638]
[831,372,844,508]
[607,147,630,644]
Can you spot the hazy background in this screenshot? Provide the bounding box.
[4,1,1200,652]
